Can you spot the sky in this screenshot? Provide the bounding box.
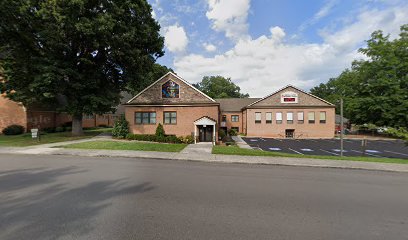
[149,0,408,97]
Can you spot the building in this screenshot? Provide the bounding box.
[125,72,220,144]
[125,72,336,143]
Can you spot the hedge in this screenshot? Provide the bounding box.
[126,134,194,144]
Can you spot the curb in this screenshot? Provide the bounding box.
[2,147,408,173]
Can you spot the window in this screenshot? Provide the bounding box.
[231,115,239,122]
[222,115,227,122]
[266,112,272,124]
[287,112,293,124]
[255,112,261,124]
[162,80,180,98]
[308,112,315,124]
[320,111,326,124]
[297,112,304,124]
[276,112,282,124]
[135,112,156,124]
[164,112,177,124]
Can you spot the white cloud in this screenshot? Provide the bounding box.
[300,0,338,31]
[174,5,408,97]
[164,24,189,53]
[203,43,217,52]
[206,0,250,41]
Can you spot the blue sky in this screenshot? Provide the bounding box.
[149,0,408,97]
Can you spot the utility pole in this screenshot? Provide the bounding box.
[340,98,344,157]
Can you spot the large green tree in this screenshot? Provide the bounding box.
[0,0,164,135]
[193,76,249,99]
[310,24,408,128]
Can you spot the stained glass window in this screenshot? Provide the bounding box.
[162,80,180,98]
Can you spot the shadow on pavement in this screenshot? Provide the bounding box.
[0,166,155,240]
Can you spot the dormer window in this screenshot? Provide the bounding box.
[162,80,180,98]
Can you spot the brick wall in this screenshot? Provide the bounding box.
[126,105,219,138]
[220,112,243,133]
[0,95,27,132]
[245,107,335,138]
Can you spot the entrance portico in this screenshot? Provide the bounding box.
[194,116,216,145]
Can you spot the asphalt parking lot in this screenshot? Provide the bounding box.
[243,137,408,159]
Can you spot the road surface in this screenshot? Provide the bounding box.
[0,154,407,240]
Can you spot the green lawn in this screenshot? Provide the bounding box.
[63,140,187,152]
[212,145,408,164]
[0,128,112,147]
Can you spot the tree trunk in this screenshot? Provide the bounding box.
[72,114,84,136]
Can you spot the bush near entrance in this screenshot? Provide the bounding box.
[125,134,194,144]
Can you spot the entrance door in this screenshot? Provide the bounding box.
[285,129,295,138]
[198,125,213,142]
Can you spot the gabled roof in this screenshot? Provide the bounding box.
[215,98,261,112]
[246,84,334,107]
[127,72,216,104]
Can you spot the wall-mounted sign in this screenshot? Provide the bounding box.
[281,91,298,103]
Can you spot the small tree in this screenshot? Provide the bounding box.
[155,123,165,137]
[112,115,129,139]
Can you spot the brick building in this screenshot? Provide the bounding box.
[125,72,336,143]
[125,72,219,144]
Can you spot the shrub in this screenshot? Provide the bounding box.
[112,115,129,138]
[62,121,72,128]
[55,126,65,132]
[219,129,226,140]
[2,125,25,135]
[65,127,72,132]
[42,127,56,133]
[126,134,184,144]
[98,124,109,128]
[385,127,408,140]
[178,135,195,144]
[155,123,165,137]
[228,128,238,136]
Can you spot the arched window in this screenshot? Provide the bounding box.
[162,80,180,98]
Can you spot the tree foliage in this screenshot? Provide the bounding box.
[0,0,164,135]
[310,24,408,128]
[193,76,249,99]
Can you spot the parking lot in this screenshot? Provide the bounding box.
[243,137,408,159]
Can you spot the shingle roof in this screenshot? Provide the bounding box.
[215,98,260,112]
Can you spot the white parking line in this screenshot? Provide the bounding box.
[300,148,313,152]
[288,148,304,155]
[322,139,336,143]
[351,150,384,158]
[269,148,281,151]
[384,150,408,157]
[308,139,318,142]
[344,140,353,143]
[319,149,339,156]
[376,140,392,144]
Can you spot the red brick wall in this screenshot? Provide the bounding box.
[220,112,243,133]
[26,111,56,130]
[126,105,219,138]
[245,107,335,138]
[0,95,27,132]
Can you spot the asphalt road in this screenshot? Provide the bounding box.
[244,138,408,159]
[1,154,408,240]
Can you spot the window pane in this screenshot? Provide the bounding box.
[276,112,282,121]
[150,112,156,124]
[287,112,293,121]
[266,112,272,121]
[297,112,304,120]
[164,117,170,124]
[135,112,142,124]
[308,112,315,120]
[171,112,177,118]
[255,113,261,121]
[320,112,326,120]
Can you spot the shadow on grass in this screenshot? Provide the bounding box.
[0,166,155,239]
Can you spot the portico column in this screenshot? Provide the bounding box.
[213,124,216,145]
[194,125,197,144]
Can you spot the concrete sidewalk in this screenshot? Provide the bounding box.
[1,143,408,173]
